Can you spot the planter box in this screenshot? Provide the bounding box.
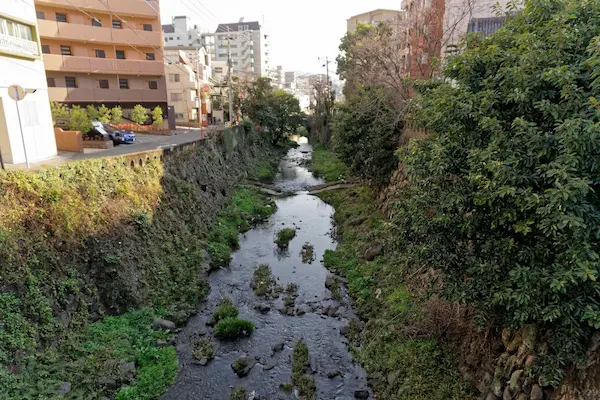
[54,128,83,152]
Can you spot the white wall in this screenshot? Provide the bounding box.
[0,0,57,164]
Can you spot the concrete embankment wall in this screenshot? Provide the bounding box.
[0,126,271,370]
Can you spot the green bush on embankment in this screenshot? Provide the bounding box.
[318,187,475,400]
[0,129,276,398]
[311,144,347,182]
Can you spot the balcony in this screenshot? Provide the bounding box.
[43,54,165,76]
[38,19,162,47]
[35,0,160,19]
[0,33,39,58]
[48,87,167,103]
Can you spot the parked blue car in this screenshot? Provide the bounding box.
[102,124,136,144]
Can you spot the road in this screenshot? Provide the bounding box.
[5,127,221,170]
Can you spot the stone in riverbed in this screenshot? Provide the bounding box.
[325,275,337,290]
[327,369,341,379]
[271,342,284,354]
[354,389,370,399]
[56,382,71,395]
[363,244,383,262]
[256,303,271,313]
[152,318,176,331]
[340,325,350,336]
[231,356,256,378]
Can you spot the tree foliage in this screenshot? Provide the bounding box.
[151,106,163,126]
[333,86,403,184]
[110,106,123,124]
[131,105,148,126]
[242,78,304,145]
[395,0,600,384]
[68,105,92,133]
[50,102,69,123]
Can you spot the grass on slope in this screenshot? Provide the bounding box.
[311,144,347,182]
[318,187,476,400]
[0,308,176,400]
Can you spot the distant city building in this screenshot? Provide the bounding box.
[164,48,212,127]
[347,9,403,32]
[0,0,57,165]
[161,16,216,61]
[215,21,268,78]
[36,0,168,111]
[267,65,284,89]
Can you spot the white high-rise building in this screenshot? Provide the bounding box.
[0,0,57,165]
[162,16,216,61]
[214,21,268,78]
[267,65,284,89]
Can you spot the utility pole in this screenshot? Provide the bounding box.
[227,28,235,125]
[195,55,202,129]
[319,56,331,89]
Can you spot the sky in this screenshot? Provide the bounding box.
[160,0,402,76]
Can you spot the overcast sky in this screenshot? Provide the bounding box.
[160,0,402,75]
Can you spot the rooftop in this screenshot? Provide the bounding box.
[347,9,401,20]
[215,21,261,33]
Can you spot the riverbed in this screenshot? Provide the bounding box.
[161,143,370,400]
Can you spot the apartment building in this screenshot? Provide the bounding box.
[0,0,57,165]
[267,65,284,89]
[164,48,212,127]
[162,16,216,61]
[347,9,402,32]
[35,0,168,112]
[215,21,268,78]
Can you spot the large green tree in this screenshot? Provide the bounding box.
[395,0,600,384]
[242,78,304,145]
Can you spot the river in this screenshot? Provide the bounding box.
[161,142,370,400]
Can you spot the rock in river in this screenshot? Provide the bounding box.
[153,318,176,331]
[231,356,256,378]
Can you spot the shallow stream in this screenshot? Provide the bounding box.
[161,143,370,400]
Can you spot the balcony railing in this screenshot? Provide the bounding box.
[0,33,39,57]
[43,54,165,76]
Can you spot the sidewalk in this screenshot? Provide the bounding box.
[5,126,223,171]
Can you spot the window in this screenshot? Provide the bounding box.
[60,45,71,56]
[112,20,122,29]
[143,24,153,31]
[421,52,429,65]
[95,49,105,58]
[171,93,182,101]
[0,18,34,41]
[99,79,109,89]
[148,80,158,90]
[169,73,180,83]
[56,13,67,23]
[145,53,155,61]
[176,36,181,40]
[175,113,184,119]
[115,50,126,59]
[119,79,129,89]
[92,18,102,27]
[41,45,50,54]
[214,67,223,73]
[36,11,45,19]
[65,77,77,88]
[46,77,55,87]
[188,34,191,39]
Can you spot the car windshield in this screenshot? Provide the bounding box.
[103,125,117,133]
[95,126,108,135]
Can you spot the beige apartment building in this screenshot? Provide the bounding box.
[34,0,167,111]
[347,9,402,32]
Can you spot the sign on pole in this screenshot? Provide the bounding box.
[9,84,30,169]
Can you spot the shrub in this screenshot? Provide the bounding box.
[401,0,600,385]
[332,85,403,185]
[97,104,112,124]
[229,387,247,400]
[131,105,148,126]
[292,341,315,399]
[214,318,255,340]
[111,106,123,124]
[212,298,238,324]
[275,228,296,248]
[86,105,99,121]
[311,144,347,182]
[192,338,214,361]
[151,106,163,126]
[69,105,92,133]
[50,101,69,123]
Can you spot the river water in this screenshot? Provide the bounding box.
[162,143,370,400]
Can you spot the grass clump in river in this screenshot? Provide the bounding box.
[229,386,247,400]
[283,283,299,308]
[212,298,239,324]
[311,144,347,182]
[275,228,297,248]
[317,187,476,400]
[251,264,276,296]
[301,243,315,264]
[215,318,255,340]
[292,340,316,399]
[192,338,214,362]
[208,188,276,267]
